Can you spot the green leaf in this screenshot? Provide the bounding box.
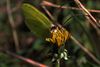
[22,3,52,38]
[63,15,73,26]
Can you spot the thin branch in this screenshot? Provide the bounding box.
[41,1,100,27]
[41,1,100,13]
[71,35,100,65]
[0,0,23,13]
[0,47,48,67]
[6,51,48,67]
[41,5,55,22]
[12,0,24,12]
[41,1,100,35]
[74,0,98,24]
[73,0,100,35]
[6,0,20,52]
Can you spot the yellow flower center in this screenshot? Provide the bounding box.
[46,24,70,47]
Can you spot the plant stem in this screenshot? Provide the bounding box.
[6,0,20,52]
[56,59,60,67]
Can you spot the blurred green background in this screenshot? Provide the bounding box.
[0,0,100,67]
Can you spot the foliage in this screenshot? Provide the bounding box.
[22,3,52,38]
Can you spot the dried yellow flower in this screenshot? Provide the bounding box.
[46,24,70,47]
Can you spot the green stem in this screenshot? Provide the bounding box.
[56,59,60,67]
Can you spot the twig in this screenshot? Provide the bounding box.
[0,0,23,13]
[41,1,100,13]
[41,1,100,35]
[74,0,98,24]
[6,0,20,52]
[71,35,100,65]
[73,0,100,35]
[41,5,55,22]
[6,51,48,67]
[12,0,24,12]
[0,47,48,67]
